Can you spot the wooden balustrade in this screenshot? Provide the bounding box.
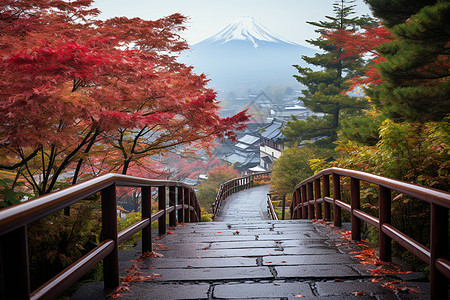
[0,173,201,300]
[212,172,271,219]
[290,167,450,300]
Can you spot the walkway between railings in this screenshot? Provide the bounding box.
[214,184,270,221]
[73,172,431,299]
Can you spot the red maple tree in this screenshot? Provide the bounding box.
[0,0,249,196]
[326,24,394,91]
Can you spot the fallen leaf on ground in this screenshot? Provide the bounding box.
[293,294,305,298]
[399,286,419,293]
[352,291,366,295]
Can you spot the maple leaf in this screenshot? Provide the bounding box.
[352,291,366,295]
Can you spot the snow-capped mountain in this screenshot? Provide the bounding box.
[182,16,316,95]
[203,16,297,48]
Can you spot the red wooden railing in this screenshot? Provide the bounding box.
[212,171,271,219]
[290,167,450,300]
[0,173,201,300]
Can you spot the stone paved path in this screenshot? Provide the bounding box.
[72,186,429,299]
[214,185,270,222]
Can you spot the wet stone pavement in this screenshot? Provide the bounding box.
[72,186,429,299]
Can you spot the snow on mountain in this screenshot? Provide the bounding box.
[203,16,297,48]
[181,17,316,95]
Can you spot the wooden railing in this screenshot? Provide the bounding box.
[0,173,201,300]
[267,193,278,220]
[212,171,271,219]
[290,167,450,300]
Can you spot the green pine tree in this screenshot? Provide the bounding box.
[284,0,375,146]
[365,0,450,122]
[364,0,437,28]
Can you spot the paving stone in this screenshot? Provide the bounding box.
[395,282,430,300]
[138,257,258,268]
[213,282,314,299]
[315,281,396,297]
[140,266,273,281]
[156,247,290,258]
[70,281,107,300]
[396,271,427,282]
[208,240,277,249]
[275,264,361,278]
[121,283,210,299]
[262,254,359,266]
[282,247,338,255]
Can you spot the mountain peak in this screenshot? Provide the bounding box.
[203,16,297,48]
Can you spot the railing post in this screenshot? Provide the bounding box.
[307,182,314,219]
[195,194,201,222]
[184,187,190,223]
[379,186,391,262]
[315,178,322,219]
[101,183,119,290]
[177,186,184,223]
[158,186,166,235]
[0,226,30,299]
[293,189,300,219]
[189,191,195,222]
[169,186,176,227]
[323,174,331,221]
[332,173,342,227]
[301,185,308,219]
[430,203,448,299]
[350,178,361,241]
[141,186,152,253]
[282,194,286,220]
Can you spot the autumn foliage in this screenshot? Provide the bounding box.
[0,0,249,199]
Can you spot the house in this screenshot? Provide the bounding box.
[269,104,308,121]
[221,134,261,174]
[259,120,286,170]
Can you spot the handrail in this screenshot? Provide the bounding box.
[290,167,450,300]
[0,173,201,300]
[212,171,271,219]
[267,193,278,220]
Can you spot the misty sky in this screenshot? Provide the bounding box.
[93,0,373,47]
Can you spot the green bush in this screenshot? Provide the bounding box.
[27,198,101,291]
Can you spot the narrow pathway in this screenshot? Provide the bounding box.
[214,185,270,221]
[72,186,429,299]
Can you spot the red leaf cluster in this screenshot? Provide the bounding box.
[0,0,249,194]
[325,25,394,91]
